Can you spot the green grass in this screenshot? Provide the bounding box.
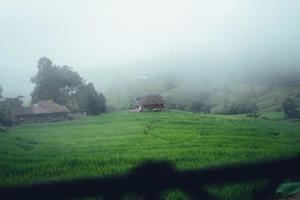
[259,112,286,120]
[0,111,300,199]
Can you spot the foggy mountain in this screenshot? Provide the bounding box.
[82,53,300,111]
[1,0,300,110]
[1,50,300,110]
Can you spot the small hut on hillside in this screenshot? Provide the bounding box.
[12,100,70,123]
[136,95,165,112]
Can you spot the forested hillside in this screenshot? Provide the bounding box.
[94,57,300,118]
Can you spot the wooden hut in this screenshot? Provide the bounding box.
[137,95,165,112]
[12,100,70,123]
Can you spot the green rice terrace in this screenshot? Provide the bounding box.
[1,110,300,199]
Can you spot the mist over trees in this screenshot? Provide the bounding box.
[23,56,300,119]
[0,87,23,128]
[0,86,6,129]
[31,57,83,105]
[222,101,258,116]
[77,83,106,115]
[31,57,106,115]
[0,86,9,128]
[282,97,298,119]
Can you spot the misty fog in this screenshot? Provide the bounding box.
[0,0,300,106]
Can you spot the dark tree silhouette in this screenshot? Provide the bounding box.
[31,57,83,105]
[77,83,106,115]
[0,85,2,100]
[282,97,297,119]
[0,86,14,127]
[30,57,106,115]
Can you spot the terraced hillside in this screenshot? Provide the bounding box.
[0,111,300,199]
[162,84,300,114]
[101,72,300,117]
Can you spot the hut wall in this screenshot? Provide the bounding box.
[141,104,164,111]
[15,112,69,123]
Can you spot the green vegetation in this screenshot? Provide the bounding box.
[0,111,300,199]
[0,86,18,128]
[259,112,285,121]
[31,57,106,114]
[163,84,300,116]
[282,97,298,119]
[277,182,300,198]
[101,72,300,118]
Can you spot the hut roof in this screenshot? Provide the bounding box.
[140,95,165,105]
[31,100,70,114]
[12,106,34,116]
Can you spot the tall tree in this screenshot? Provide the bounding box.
[31,57,83,105]
[31,57,106,115]
[0,85,2,100]
[0,87,16,127]
[0,86,5,126]
[77,83,106,115]
[282,97,297,119]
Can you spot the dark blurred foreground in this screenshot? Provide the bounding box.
[0,156,299,200]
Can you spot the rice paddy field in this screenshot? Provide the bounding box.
[1,110,300,199]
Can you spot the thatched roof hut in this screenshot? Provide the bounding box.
[31,100,70,114]
[12,100,70,123]
[12,106,34,116]
[137,95,165,112]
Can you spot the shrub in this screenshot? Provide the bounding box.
[176,104,186,111]
[222,102,258,116]
[190,101,212,113]
[282,97,297,119]
[0,107,10,127]
[166,103,177,110]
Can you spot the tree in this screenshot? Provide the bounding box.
[0,85,2,100]
[282,97,297,119]
[245,103,258,117]
[77,83,106,115]
[190,92,212,113]
[31,57,106,115]
[0,85,6,127]
[190,101,212,113]
[0,87,16,128]
[31,57,83,105]
[2,96,23,111]
[222,101,258,116]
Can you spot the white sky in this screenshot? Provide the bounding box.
[0,0,300,99]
